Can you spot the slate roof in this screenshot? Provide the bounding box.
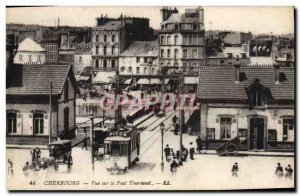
[162,13,200,24]
[6,64,79,96]
[197,66,294,101]
[120,41,158,57]
[94,21,122,30]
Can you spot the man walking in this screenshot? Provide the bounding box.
[174,123,179,135]
[196,136,202,154]
[170,160,178,174]
[285,164,293,179]
[232,162,239,177]
[82,132,88,150]
[275,163,283,177]
[189,142,195,160]
[164,144,171,162]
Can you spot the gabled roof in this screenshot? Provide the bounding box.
[6,64,79,96]
[17,37,45,52]
[162,13,200,24]
[120,41,158,57]
[197,66,294,101]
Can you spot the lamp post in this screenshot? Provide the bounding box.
[160,122,165,171]
[49,80,52,143]
[90,113,94,171]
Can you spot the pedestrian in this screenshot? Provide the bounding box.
[275,163,283,177]
[7,159,13,176]
[82,133,88,150]
[31,147,36,161]
[23,162,30,177]
[170,160,178,174]
[172,115,177,126]
[232,162,239,177]
[285,164,293,179]
[182,145,188,161]
[171,148,176,161]
[164,144,171,162]
[176,150,180,161]
[36,147,41,159]
[189,142,195,160]
[174,123,179,135]
[196,136,203,154]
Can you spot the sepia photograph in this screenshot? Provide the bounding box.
[5,5,295,191]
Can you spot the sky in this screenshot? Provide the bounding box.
[6,6,294,35]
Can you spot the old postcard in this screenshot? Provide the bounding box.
[6,6,295,191]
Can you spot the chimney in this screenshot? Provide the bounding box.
[234,63,241,83]
[274,63,280,84]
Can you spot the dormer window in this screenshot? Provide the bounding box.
[245,79,272,109]
[251,89,262,106]
[227,53,233,58]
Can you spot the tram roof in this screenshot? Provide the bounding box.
[104,136,131,142]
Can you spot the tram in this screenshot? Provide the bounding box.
[104,125,140,173]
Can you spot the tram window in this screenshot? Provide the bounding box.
[105,144,111,154]
[111,143,120,155]
[120,144,127,155]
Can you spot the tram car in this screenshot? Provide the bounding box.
[104,126,140,173]
[126,106,146,124]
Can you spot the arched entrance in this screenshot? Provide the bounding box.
[247,115,267,150]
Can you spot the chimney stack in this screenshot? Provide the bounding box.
[234,63,241,83]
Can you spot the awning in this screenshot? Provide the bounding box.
[137,78,150,84]
[184,77,199,84]
[150,79,161,84]
[124,78,132,84]
[93,71,116,84]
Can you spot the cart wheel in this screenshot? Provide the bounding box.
[68,156,73,166]
[225,144,238,156]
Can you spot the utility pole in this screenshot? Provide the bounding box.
[90,113,94,171]
[160,123,165,171]
[49,80,52,143]
[178,75,184,166]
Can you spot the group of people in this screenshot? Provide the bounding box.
[164,142,196,174]
[31,147,41,161]
[275,163,293,179]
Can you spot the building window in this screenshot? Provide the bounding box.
[175,24,179,30]
[136,67,140,74]
[220,117,231,139]
[96,46,99,55]
[112,34,115,42]
[111,46,115,55]
[144,67,147,74]
[167,49,170,58]
[252,90,262,107]
[183,49,187,59]
[95,59,99,68]
[193,23,197,30]
[160,49,164,58]
[96,35,99,42]
[104,35,107,42]
[268,129,277,142]
[144,57,147,63]
[7,113,17,134]
[64,80,69,102]
[120,66,125,72]
[79,56,82,63]
[160,36,165,45]
[38,55,41,62]
[19,54,23,62]
[33,113,44,135]
[207,128,215,140]
[167,35,171,45]
[283,118,294,141]
[174,35,178,45]
[174,49,178,58]
[28,55,32,62]
[111,60,115,68]
[192,49,197,59]
[64,107,69,131]
[128,66,132,73]
[103,46,107,55]
[137,57,140,63]
[192,35,197,44]
[103,59,107,68]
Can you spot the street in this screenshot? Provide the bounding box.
[6,108,294,190]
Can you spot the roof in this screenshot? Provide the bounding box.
[250,57,275,65]
[92,71,115,84]
[104,136,131,142]
[17,37,45,52]
[6,64,80,96]
[224,33,241,45]
[94,21,122,30]
[162,13,200,24]
[120,41,159,57]
[223,47,247,58]
[197,66,294,101]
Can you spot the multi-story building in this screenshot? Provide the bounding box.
[6,64,80,144]
[44,34,60,64]
[74,38,93,73]
[91,14,155,72]
[13,37,46,65]
[119,40,159,75]
[197,64,294,152]
[158,7,205,75]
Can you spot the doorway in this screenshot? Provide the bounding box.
[249,118,265,150]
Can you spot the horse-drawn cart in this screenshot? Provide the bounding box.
[216,136,241,156]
